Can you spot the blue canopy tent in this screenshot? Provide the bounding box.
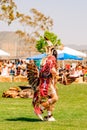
[58,53,83,68]
[26,53,83,69]
[58,53,83,60]
[26,53,83,60]
[26,53,47,69]
[26,53,47,60]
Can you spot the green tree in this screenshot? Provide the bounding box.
[36,31,62,53]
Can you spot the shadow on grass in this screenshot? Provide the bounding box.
[6,117,42,122]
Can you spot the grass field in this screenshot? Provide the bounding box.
[0,82,87,130]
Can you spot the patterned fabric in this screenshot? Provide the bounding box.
[39,78,50,97]
[39,55,56,97]
[27,55,57,115]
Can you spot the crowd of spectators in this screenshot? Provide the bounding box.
[0,59,27,77]
[58,62,87,82]
[0,59,87,82]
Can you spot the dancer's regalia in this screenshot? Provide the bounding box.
[27,46,59,121]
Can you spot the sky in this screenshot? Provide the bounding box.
[0,0,87,46]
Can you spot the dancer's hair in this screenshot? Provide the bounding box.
[51,48,57,60]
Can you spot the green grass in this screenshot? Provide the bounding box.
[0,82,87,130]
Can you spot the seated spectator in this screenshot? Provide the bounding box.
[9,62,16,76]
[70,66,83,78]
[1,63,9,76]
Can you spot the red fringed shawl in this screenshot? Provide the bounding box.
[39,55,56,97]
[33,55,57,114]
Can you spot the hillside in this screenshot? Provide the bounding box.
[0,32,87,59]
[0,31,39,59]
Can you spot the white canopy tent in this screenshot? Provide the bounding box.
[57,46,86,58]
[57,46,86,69]
[0,49,10,57]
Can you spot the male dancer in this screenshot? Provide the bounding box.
[32,45,59,121]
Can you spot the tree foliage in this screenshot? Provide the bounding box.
[36,31,62,53]
[0,0,17,25]
[0,0,54,54]
[36,36,48,53]
[0,0,53,38]
[0,0,63,54]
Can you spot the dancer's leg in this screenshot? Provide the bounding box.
[40,84,58,121]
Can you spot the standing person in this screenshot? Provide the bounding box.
[1,63,9,76]
[27,45,59,121]
[38,46,59,121]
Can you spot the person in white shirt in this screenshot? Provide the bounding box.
[1,63,9,76]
